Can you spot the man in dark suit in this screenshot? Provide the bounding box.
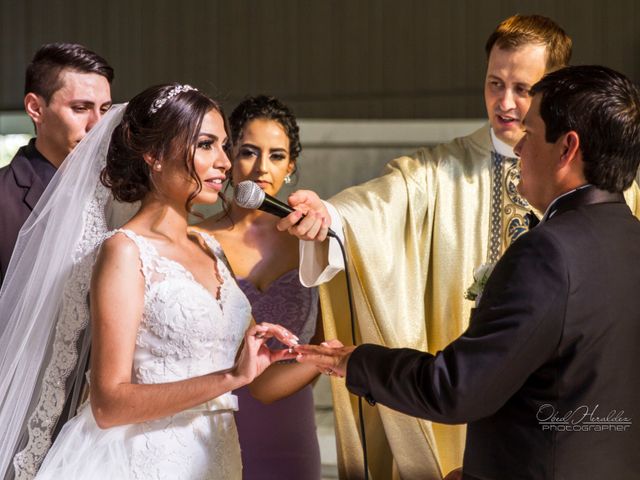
[297,65,640,479]
[0,43,113,286]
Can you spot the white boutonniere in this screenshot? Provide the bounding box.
[464,263,496,303]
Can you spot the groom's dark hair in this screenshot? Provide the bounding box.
[531,65,640,193]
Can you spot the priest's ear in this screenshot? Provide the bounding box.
[24,93,46,133]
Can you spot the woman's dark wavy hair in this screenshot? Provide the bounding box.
[531,65,640,192]
[101,83,227,215]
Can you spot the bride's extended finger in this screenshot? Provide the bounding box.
[257,323,299,346]
[294,344,334,355]
[270,348,299,362]
[295,351,333,367]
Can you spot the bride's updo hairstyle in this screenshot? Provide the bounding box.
[102,83,227,213]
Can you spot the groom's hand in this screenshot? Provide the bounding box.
[295,339,354,377]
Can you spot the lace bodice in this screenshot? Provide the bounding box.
[110,229,252,384]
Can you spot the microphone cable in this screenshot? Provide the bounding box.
[326,230,369,480]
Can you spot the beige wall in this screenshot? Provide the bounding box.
[1,0,639,118]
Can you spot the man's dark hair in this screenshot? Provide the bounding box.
[531,65,640,192]
[25,43,114,103]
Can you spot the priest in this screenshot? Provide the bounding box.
[279,14,640,480]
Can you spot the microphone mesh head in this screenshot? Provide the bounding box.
[234,181,265,209]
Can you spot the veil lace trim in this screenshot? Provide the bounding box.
[12,186,110,479]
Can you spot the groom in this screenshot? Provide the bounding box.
[296,65,640,479]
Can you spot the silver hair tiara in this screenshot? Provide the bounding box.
[149,84,198,114]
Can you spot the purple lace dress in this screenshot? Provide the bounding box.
[235,269,321,479]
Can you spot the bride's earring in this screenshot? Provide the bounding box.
[284,174,292,184]
[153,162,162,172]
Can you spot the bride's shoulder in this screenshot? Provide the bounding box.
[98,230,142,264]
[92,231,146,296]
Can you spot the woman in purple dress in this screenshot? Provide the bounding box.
[198,95,323,479]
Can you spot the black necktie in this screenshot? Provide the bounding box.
[525,211,540,229]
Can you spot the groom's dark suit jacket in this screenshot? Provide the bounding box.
[347,186,640,479]
[0,139,56,288]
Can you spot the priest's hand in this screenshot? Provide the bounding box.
[295,339,354,377]
[277,189,331,241]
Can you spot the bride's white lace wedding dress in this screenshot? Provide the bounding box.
[34,228,251,480]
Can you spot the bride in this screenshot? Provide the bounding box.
[0,84,299,479]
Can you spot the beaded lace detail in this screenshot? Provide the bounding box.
[107,229,250,385]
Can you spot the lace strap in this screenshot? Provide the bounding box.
[193,230,223,255]
[192,231,233,279]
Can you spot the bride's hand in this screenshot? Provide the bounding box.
[233,323,299,384]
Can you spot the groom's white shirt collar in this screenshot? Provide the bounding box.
[539,184,593,224]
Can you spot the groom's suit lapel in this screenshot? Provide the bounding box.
[12,154,47,212]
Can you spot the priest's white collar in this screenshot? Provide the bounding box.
[490,128,516,158]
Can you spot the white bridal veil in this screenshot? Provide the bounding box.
[0,105,132,478]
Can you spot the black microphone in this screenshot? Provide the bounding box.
[234,181,337,238]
